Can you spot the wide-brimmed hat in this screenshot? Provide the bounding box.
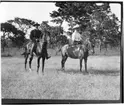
[73,24,80,29]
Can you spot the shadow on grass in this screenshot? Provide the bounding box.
[89,69,120,76]
[57,68,120,76]
[57,68,89,75]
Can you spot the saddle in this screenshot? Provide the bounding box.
[66,44,84,59]
[68,43,83,52]
[69,40,82,49]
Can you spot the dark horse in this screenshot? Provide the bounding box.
[24,34,49,74]
[61,39,94,73]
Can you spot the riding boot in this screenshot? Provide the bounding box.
[46,50,51,59]
[46,54,51,59]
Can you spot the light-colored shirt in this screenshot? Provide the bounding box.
[72,30,82,41]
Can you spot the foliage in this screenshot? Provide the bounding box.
[1,18,65,49]
[39,21,64,48]
[1,22,25,48]
[1,22,18,35]
[7,17,37,33]
[51,18,63,26]
[50,2,121,47]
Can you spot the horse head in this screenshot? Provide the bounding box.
[84,38,94,55]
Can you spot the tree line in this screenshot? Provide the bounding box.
[50,2,121,46]
[1,2,121,52]
[1,17,64,50]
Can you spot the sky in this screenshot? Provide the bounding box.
[0,2,121,31]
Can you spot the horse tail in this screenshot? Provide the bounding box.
[21,45,28,58]
[58,48,61,53]
[21,51,27,58]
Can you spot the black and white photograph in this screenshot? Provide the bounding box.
[0,1,122,104]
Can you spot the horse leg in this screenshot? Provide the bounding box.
[42,58,45,75]
[84,58,88,73]
[104,44,107,55]
[25,53,29,70]
[80,59,83,72]
[61,55,68,71]
[106,44,107,51]
[2,46,5,52]
[29,55,33,71]
[37,56,41,74]
[100,45,102,52]
[93,47,95,54]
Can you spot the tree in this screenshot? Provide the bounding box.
[51,17,64,36]
[10,30,25,48]
[91,8,121,46]
[50,3,101,31]
[8,17,37,34]
[40,21,51,33]
[39,21,63,48]
[50,2,121,48]
[1,22,25,49]
[1,22,18,35]
[50,3,111,33]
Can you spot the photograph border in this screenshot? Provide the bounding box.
[1,1,123,104]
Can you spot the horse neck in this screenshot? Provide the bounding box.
[84,40,91,51]
[42,34,48,42]
[36,40,44,53]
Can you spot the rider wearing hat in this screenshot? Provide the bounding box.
[72,25,82,45]
[30,23,42,42]
[30,23,51,59]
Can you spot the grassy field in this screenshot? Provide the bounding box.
[1,50,120,100]
[1,46,120,57]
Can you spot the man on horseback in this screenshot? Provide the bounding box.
[29,23,42,55]
[30,23,51,59]
[72,25,82,45]
[68,25,83,55]
[22,23,51,59]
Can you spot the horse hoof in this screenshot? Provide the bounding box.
[61,68,64,71]
[25,68,27,71]
[29,68,32,72]
[85,71,89,74]
[37,71,39,74]
[41,72,44,75]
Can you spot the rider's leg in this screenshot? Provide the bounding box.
[46,49,51,59]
